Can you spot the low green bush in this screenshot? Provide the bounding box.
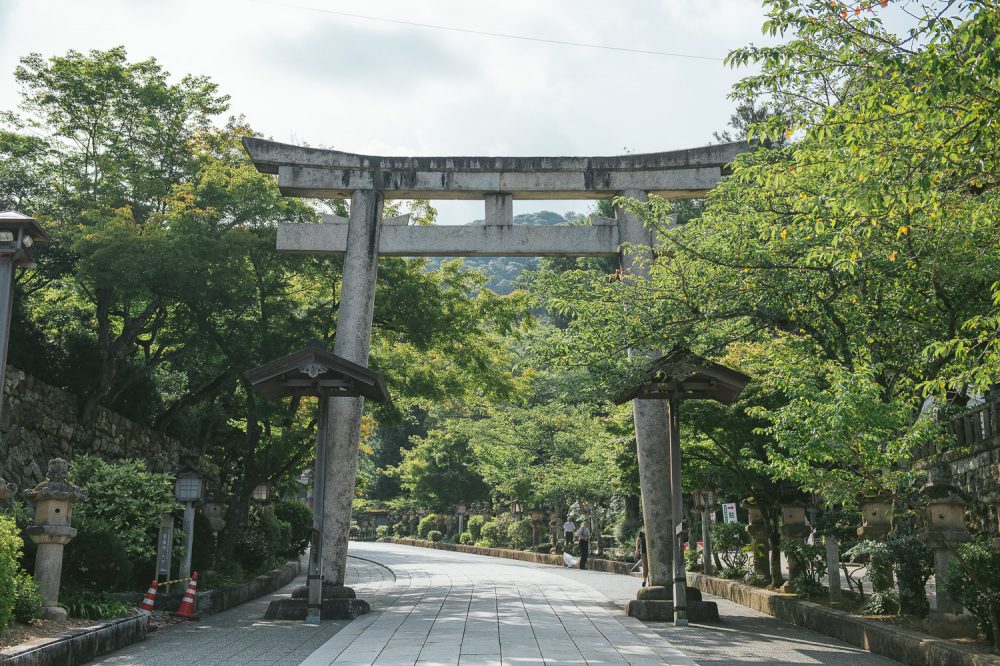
[12,573,42,623]
[480,520,500,545]
[234,507,289,575]
[427,530,443,542]
[349,524,361,539]
[392,522,408,537]
[274,500,313,556]
[63,517,134,593]
[417,514,441,539]
[684,549,701,572]
[458,531,472,544]
[475,538,495,548]
[711,522,749,577]
[781,539,827,597]
[942,539,1000,648]
[61,591,132,620]
[466,515,485,541]
[0,515,22,631]
[490,514,515,548]
[507,518,533,550]
[376,525,390,539]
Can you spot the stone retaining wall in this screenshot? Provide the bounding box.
[0,611,147,666]
[387,538,637,575]
[0,367,188,492]
[687,573,1000,666]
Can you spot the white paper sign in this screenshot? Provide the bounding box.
[722,503,738,524]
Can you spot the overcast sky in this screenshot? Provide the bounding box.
[0,0,777,224]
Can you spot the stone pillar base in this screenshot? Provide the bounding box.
[291,583,356,600]
[625,599,719,623]
[264,597,370,621]
[635,585,702,602]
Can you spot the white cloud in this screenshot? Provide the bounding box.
[0,0,775,223]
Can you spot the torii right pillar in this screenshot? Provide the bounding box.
[615,191,676,594]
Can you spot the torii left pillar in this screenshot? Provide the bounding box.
[322,189,382,589]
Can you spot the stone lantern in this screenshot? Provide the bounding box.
[530,510,545,547]
[25,459,87,621]
[743,500,770,580]
[0,477,16,502]
[858,496,893,540]
[779,502,811,592]
[922,463,972,614]
[983,493,1000,549]
[548,512,560,550]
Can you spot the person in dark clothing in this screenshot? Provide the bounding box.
[635,529,648,587]
[577,521,591,570]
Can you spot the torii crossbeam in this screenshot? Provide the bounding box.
[244,137,750,620]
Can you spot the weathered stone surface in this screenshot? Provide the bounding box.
[277,222,622,257]
[291,582,356,599]
[636,585,702,602]
[625,599,719,623]
[0,367,190,493]
[263,597,370,621]
[0,612,147,666]
[243,137,750,200]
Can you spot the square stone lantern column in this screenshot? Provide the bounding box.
[922,463,972,614]
[24,459,87,621]
[779,503,811,593]
[743,500,770,580]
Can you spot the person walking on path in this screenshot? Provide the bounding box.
[563,516,576,549]
[577,521,591,570]
[635,529,648,587]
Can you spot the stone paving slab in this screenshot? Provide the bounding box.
[90,556,391,666]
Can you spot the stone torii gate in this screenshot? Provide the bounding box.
[243,137,747,610]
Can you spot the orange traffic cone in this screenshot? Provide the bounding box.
[170,572,200,621]
[139,580,158,629]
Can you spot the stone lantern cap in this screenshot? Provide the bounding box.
[24,459,87,504]
[0,478,16,501]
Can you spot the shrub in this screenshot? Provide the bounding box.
[711,522,749,576]
[781,539,827,597]
[943,539,1000,648]
[0,515,22,631]
[63,517,134,593]
[475,538,495,548]
[349,524,361,539]
[490,514,515,548]
[684,549,701,572]
[392,522,408,537]
[845,539,898,615]
[274,500,313,556]
[70,456,178,563]
[480,520,500,545]
[467,515,485,541]
[12,573,42,623]
[507,518,534,550]
[615,515,643,550]
[417,514,440,539]
[889,534,933,617]
[376,525,390,539]
[61,591,132,620]
[234,507,288,575]
[458,531,473,544]
[427,530,443,542]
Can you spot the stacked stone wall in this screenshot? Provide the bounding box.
[0,366,187,492]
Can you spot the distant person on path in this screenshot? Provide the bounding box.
[563,516,575,548]
[577,521,591,570]
[635,529,648,587]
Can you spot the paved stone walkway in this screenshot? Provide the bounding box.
[92,542,902,665]
[91,556,392,665]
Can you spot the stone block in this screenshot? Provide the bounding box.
[290,582,356,599]
[635,585,701,602]
[263,597,371,620]
[625,599,719,623]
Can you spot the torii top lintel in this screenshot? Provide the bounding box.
[243,137,749,201]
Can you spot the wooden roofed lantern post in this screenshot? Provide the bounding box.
[245,342,389,624]
[615,349,749,625]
